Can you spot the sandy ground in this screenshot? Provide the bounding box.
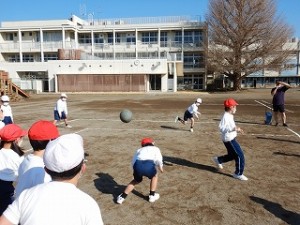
[13,88,300,225]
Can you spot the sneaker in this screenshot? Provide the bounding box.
[66,124,72,128]
[190,128,194,132]
[175,116,179,123]
[213,157,223,169]
[283,123,288,127]
[149,193,160,203]
[232,174,248,181]
[116,194,125,204]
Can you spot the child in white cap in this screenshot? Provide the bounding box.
[0,133,104,225]
[1,95,13,125]
[117,137,163,204]
[175,98,202,132]
[53,93,72,128]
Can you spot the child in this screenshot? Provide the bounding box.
[1,95,13,125]
[53,93,72,128]
[175,98,202,132]
[117,137,163,204]
[14,120,60,198]
[0,124,27,215]
[213,98,248,181]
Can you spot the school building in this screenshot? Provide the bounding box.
[0,15,299,95]
[0,15,207,93]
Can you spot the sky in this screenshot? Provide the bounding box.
[0,0,299,37]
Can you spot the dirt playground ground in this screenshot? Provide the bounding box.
[12,88,300,225]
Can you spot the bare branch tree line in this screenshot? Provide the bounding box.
[206,0,294,90]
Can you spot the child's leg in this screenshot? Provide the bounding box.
[230,139,245,175]
[150,175,158,192]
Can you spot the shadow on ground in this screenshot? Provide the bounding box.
[250,196,300,225]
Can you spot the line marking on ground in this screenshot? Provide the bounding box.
[286,128,300,139]
[69,118,299,139]
[255,100,294,113]
[69,118,214,123]
[255,100,273,110]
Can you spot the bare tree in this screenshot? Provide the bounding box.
[206,0,294,90]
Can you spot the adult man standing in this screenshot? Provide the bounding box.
[271,80,291,126]
[0,133,104,225]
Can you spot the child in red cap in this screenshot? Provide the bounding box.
[117,137,163,204]
[0,124,27,215]
[213,98,248,181]
[14,120,60,198]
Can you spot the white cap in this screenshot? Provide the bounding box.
[44,133,84,173]
[196,98,202,104]
[1,95,10,102]
[61,93,67,98]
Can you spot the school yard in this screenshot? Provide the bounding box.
[14,88,300,225]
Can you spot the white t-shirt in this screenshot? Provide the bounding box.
[187,103,199,115]
[1,104,13,121]
[54,98,68,116]
[0,148,23,181]
[219,111,237,142]
[4,182,104,225]
[132,145,163,168]
[15,154,51,198]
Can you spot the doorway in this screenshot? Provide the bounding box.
[149,74,161,91]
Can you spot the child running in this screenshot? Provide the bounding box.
[175,98,202,132]
[213,98,248,181]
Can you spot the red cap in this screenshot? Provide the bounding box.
[224,98,238,107]
[28,120,59,141]
[0,124,27,141]
[141,137,154,146]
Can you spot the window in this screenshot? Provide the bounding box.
[43,32,62,42]
[7,33,14,41]
[108,33,121,43]
[184,31,203,46]
[94,33,104,44]
[184,53,205,68]
[44,53,58,61]
[141,32,158,44]
[7,54,20,62]
[23,54,34,62]
[78,33,91,44]
[160,32,168,47]
[175,31,182,43]
[126,36,136,44]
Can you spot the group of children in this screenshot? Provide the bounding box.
[0,93,105,224]
[0,122,104,224]
[116,97,248,205]
[0,93,248,224]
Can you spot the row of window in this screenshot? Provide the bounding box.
[79,31,204,45]
[6,53,58,62]
[5,52,204,67]
[3,30,204,44]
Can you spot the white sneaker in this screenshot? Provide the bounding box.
[233,174,248,181]
[66,124,72,128]
[190,128,194,132]
[175,116,179,123]
[213,157,223,169]
[149,193,160,203]
[116,194,125,204]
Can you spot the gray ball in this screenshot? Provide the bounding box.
[120,109,132,123]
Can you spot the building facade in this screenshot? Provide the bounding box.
[242,38,300,88]
[0,15,208,93]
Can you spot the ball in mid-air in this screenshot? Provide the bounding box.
[120,109,132,123]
